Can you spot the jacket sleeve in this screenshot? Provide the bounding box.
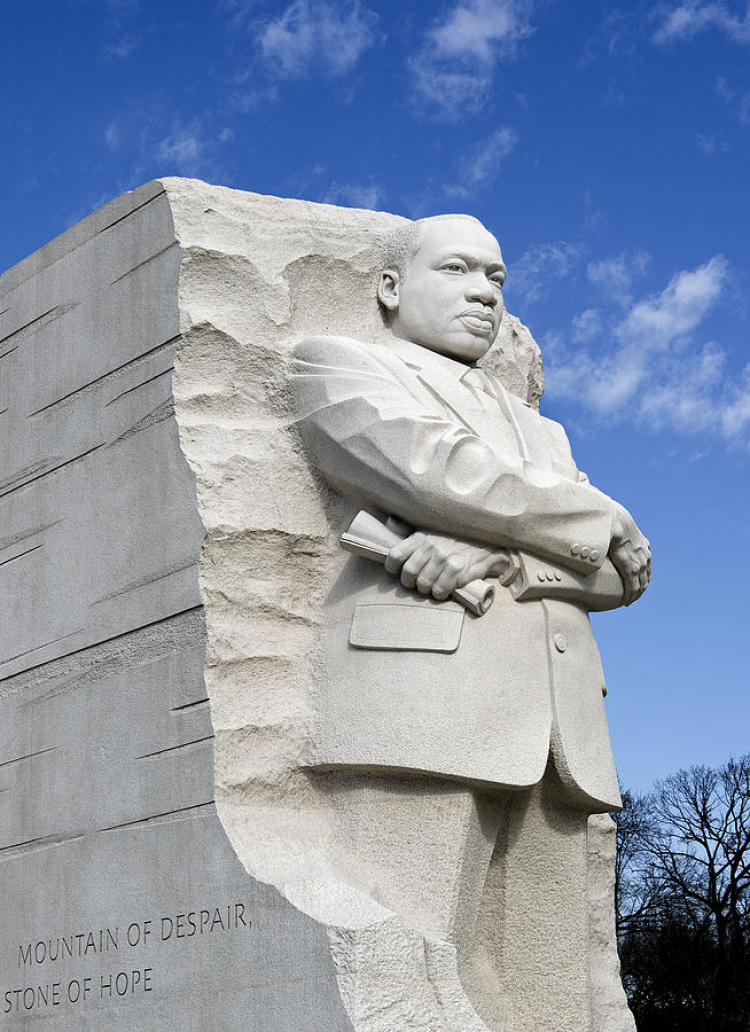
[292,336,615,574]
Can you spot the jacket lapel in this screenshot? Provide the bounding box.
[383,338,517,456]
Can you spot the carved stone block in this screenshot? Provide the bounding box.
[0,180,634,1031]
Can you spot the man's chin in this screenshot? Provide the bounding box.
[447,333,494,363]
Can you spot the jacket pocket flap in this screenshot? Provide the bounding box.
[350,602,464,653]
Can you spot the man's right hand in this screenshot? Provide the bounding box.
[384,530,510,601]
[609,505,651,606]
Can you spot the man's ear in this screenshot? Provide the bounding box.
[378,270,400,312]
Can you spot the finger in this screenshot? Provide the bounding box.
[622,570,638,606]
[400,550,429,591]
[610,550,631,604]
[432,559,464,599]
[416,557,443,595]
[384,533,423,575]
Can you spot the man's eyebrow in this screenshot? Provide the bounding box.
[434,249,507,276]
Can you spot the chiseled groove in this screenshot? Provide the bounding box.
[0,306,58,346]
[90,559,195,606]
[171,698,210,713]
[0,605,204,689]
[0,459,52,493]
[0,520,61,556]
[0,443,106,499]
[0,345,18,361]
[0,832,85,857]
[0,747,58,771]
[99,190,166,234]
[0,542,44,569]
[29,334,181,417]
[104,366,173,406]
[136,734,214,761]
[98,801,215,834]
[109,399,174,444]
[1,630,85,668]
[110,241,179,285]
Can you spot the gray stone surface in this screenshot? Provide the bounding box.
[0,183,352,1030]
[1,180,638,1030]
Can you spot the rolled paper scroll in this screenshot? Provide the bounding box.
[340,510,496,617]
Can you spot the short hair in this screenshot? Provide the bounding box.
[380,213,487,279]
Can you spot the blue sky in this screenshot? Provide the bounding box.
[2,0,749,793]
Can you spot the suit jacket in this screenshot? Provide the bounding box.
[293,334,623,811]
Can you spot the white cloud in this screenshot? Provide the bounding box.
[571,308,603,343]
[156,128,205,171]
[654,2,750,45]
[323,181,384,209]
[637,343,727,432]
[427,0,532,62]
[102,35,138,60]
[587,250,650,305]
[154,121,234,176]
[544,256,750,447]
[443,127,518,197]
[722,366,750,436]
[615,256,727,349]
[504,241,585,306]
[410,0,533,119]
[104,122,120,152]
[259,0,378,78]
[696,130,730,153]
[714,76,750,122]
[579,10,642,65]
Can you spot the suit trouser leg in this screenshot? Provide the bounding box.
[314,770,504,947]
[465,762,592,1032]
[315,766,593,1032]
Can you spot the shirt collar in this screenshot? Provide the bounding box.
[382,335,479,382]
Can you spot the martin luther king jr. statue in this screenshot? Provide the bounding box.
[292,213,650,1031]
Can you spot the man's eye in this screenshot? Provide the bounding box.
[442,263,466,273]
[490,277,505,288]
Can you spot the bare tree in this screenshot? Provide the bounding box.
[616,756,750,1031]
[612,787,664,939]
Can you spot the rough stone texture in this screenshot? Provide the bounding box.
[588,815,637,1032]
[480,311,544,411]
[0,179,633,1030]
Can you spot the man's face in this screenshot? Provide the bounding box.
[381,219,506,363]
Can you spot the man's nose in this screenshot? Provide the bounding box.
[466,275,498,305]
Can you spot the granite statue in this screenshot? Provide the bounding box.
[292,213,650,1029]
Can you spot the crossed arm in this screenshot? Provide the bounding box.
[294,336,651,608]
[386,509,650,607]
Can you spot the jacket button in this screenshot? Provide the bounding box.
[537,570,546,582]
[554,634,568,653]
[580,546,590,558]
[590,549,599,562]
[570,544,580,555]
[554,571,562,581]
[546,571,554,581]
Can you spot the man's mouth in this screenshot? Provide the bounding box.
[459,309,496,334]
